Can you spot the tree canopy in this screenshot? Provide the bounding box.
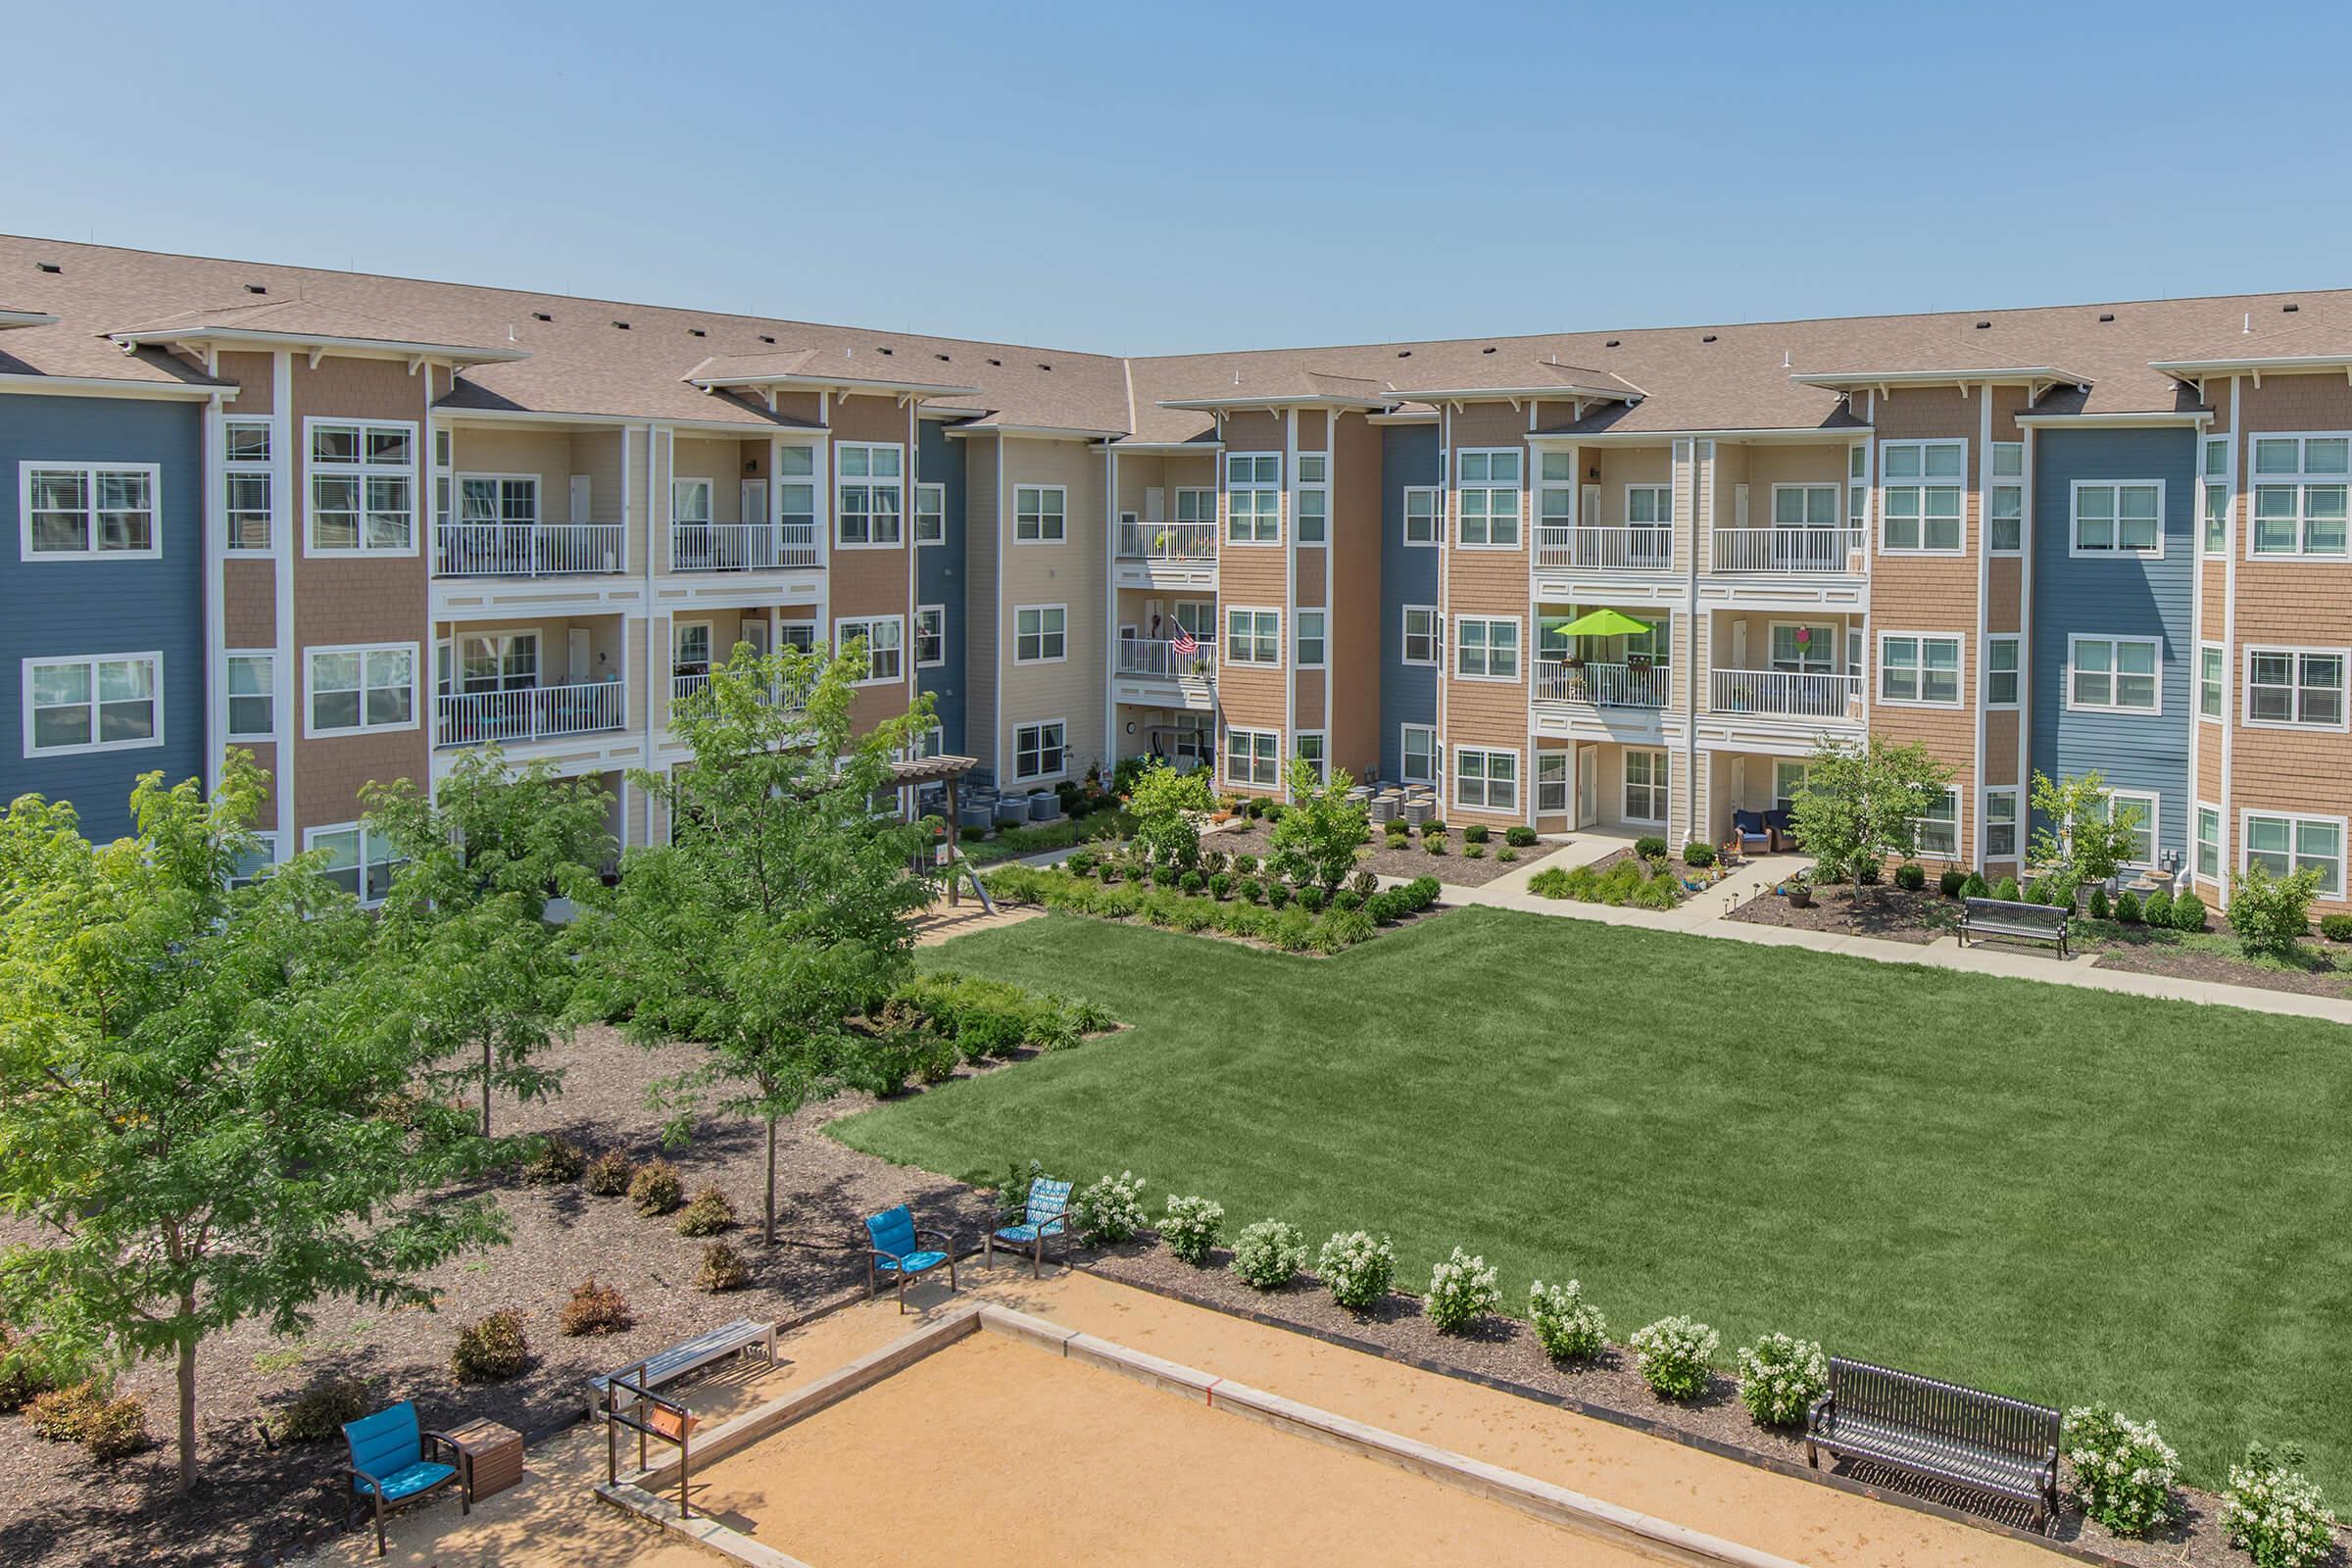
[1269,760,1371,892]
[1785,733,1954,882]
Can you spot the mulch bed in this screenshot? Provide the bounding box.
[2083,923,2352,999]
[1208,819,1530,888]
[1728,882,1960,944]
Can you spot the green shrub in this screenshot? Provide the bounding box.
[1160,1195,1225,1266]
[1938,868,1967,898]
[1077,1170,1148,1242]
[1424,1247,1500,1334]
[1065,850,1097,876]
[2143,887,2174,926]
[1424,836,1447,856]
[1234,853,1258,873]
[1317,1231,1395,1311]
[1960,871,1988,899]
[2088,885,2111,920]
[675,1184,735,1237]
[1735,1334,1828,1428]
[1268,908,1317,951]
[82,1396,149,1463]
[1297,885,1326,913]
[1349,869,1380,899]
[2173,890,2207,932]
[1632,878,1679,910]
[2228,862,2317,955]
[1505,825,1539,848]
[1422,819,1447,839]
[2222,1441,2336,1568]
[1263,803,1288,825]
[26,1381,104,1442]
[1405,875,1441,908]
[2323,913,2352,942]
[583,1148,635,1197]
[1464,824,1490,845]
[697,1241,749,1293]
[1634,834,1668,860]
[1529,866,1570,899]
[1332,890,1362,912]
[890,971,1099,1058]
[2026,877,2054,906]
[1366,890,1406,923]
[629,1158,683,1216]
[1684,842,1717,868]
[1239,877,1265,904]
[452,1310,531,1383]
[1230,1220,1308,1290]
[1463,844,1486,859]
[522,1135,585,1185]
[559,1277,634,1337]
[1244,798,1265,819]
[1994,876,2021,903]
[2115,890,2143,924]
[2063,1405,2180,1538]
[1266,881,1292,908]
[0,1328,73,1413]
[1316,907,1376,952]
[1529,1281,1607,1363]
[1893,861,1926,892]
[1208,871,1234,901]
[1629,1316,1719,1401]
[1178,870,1204,895]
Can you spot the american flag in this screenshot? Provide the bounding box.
[1171,625,1198,655]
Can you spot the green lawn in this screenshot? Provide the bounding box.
[831,908,2352,1493]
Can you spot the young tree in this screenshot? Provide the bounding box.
[2029,769,2144,890]
[2228,859,2323,958]
[363,750,614,1135]
[574,641,937,1244]
[1269,760,1371,893]
[0,760,511,1492]
[1125,759,1215,871]
[1785,733,1954,885]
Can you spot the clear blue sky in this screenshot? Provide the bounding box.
[9,0,2348,355]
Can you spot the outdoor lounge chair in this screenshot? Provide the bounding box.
[863,1203,956,1313]
[1731,809,1772,857]
[342,1400,466,1558]
[1763,808,1797,851]
[985,1176,1074,1277]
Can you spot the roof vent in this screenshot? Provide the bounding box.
[612,319,630,330]
[2098,313,2115,323]
[244,283,269,295]
[935,353,951,362]
[1975,320,1990,329]
[987,357,1003,367]
[1701,334,1718,344]
[688,327,706,337]
[1396,350,1411,358]
[532,311,553,322]
[1481,346,1497,355]
[2283,303,2301,313]
[34,262,60,274]
[1604,339,1620,349]
[877,346,894,356]
[758,333,774,343]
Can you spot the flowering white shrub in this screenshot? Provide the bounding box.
[2223,1442,2338,1568]
[1075,1171,1147,1243]
[1316,1231,1395,1311]
[1159,1194,1224,1266]
[1529,1281,1607,1363]
[2062,1405,2179,1538]
[1735,1334,1828,1428]
[1423,1248,1499,1334]
[1629,1315,1720,1401]
[1229,1219,1307,1290]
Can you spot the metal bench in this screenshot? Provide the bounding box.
[589,1317,776,1416]
[1956,896,2070,956]
[1806,1357,2060,1531]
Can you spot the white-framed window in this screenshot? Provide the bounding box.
[1774,760,1810,816]
[21,461,161,559]
[307,643,416,737]
[458,473,539,530]
[1296,454,1328,546]
[1984,786,2020,861]
[224,652,274,739]
[1456,449,1522,548]
[446,631,537,696]
[779,618,819,653]
[673,619,711,673]
[306,822,403,906]
[1295,610,1326,668]
[1986,442,2024,554]
[2198,643,2225,721]
[913,482,945,545]
[2249,433,2349,557]
[2201,438,2232,556]
[1226,453,1281,544]
[2196,803,2222,882]
[228,831,279,890]
[1538,451,1575,539]
[1454,746,1518,811]
[914,605,945,668]
[1013,484,1065,543]
[1012,719,1066,781]
[1175,487,1215,528]
[1013,604,1066,663]
[224,418,272,551]
[307,419,416,554]
[1626,483,1672,528]
[670,475,712,526]
[1622,749,1667,823]
[1878,632,1962,705]
[2244,646,2348,729]
[2243,810,2345,898]
[1912,786,1961,859]
[777,447,816,546]
[2071,480,2164,557]
[835,615,905,682]
[2068,635,2161,714]
[1847,442,1869,531]
[23,653,163,756]
[1455,616,1520,681]
[1294,730,1326,782]
[1771,484,1839,529]
[1225,607,1280,666]
[1402,485,1441,546]
[2092,789,2159,868]
[836,443,904,547]
[1225,725,1280,788]
[1401,606,1440,666]
[1879,440,1966,552]
[1400,723,1437,786]
[1537,750,1569,814]
[1986,635,2020,708]
[1769,622,1834,672]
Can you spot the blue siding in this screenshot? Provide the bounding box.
[0,395,207,842]
[1378,424,1439,781]
[915,420,966,756]
[2029,426,2196,864]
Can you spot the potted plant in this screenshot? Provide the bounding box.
[1786,871,1813,909]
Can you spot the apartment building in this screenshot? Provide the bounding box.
[5,235,2351,912]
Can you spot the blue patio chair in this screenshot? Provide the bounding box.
[1762,807,1798,851]
[985,1176,1073,1278]
[1731,809,1772,858]
[342,1400,466,1557]
[864,1203,956,1314]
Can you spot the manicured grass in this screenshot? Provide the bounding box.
[833,908,2352,1493]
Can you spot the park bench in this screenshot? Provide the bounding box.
[1806,1357,2060,1532]
[1956,896,2070,957]
[588,1317,776,1416]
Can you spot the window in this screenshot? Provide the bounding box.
[1455,616,1520,680]
[836,443,904,546]
[1013,605,1066,663]
[1013,484,1065,543]
[1225,608,1280,665]
[1772,485,1839,528]
[1912,786,1960,859]
[2200,437,2230,555]
[308,420,416,553]
[1294,730,1326,782]
[1225,725,1280,787]
[1456,450,1521,547]
[2093,790,2158,867]
[1012,720,1066,781]
[1175,487,1215,527]
[1771,623,1835,672]
[1984,787,2020,860]
[458,474,538,529]
[450,631,537,696]
[1454,747,1518,811]
[24,653,162,755]
[1774,760,1810,816]
[1226,454,1281,543]
[2249,433,2349,556]
[1626,484,1672,527]
[670,476,712,525]
[308,823,401,906]
[1879,633,1962,705]
[228,833,279,890]
[2245,647,2347,728]
[1402,485,1440,546]
[1537,751,1569,814]
[1985,443,2024,555]
[1400,724,1437,786]
[673,620,711,673]
[2244,811,2345,898]
[2072,480,2163,557]
[2198,644,2224,720]
[225,653,273,738]
[1296,455,1327,545]
[777,448,816,547]
[835,615,904,682]
[1401,606,1440,665]
[1622,750,1667,823]
[1880,440,1965,552]
[1296,610,1326,668]
[2069,636,2161,713]
[1986,635,2019,708]
[913,482,945,545]
[779,619,818,653]
[307,644,416,735]
[224,419,272,550]
[1538,451,1576,540]
[21,462,160,558]
[914,605,945,668]
[1847,442,1869,530]
[2196,804,2221,881]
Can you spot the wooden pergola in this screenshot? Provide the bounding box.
[888,753,982,905]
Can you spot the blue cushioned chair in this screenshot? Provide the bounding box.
[1731,809,1772,858]
[985,1176,1073,1278]
[864,1203,956,1314]
[342,1400,465,1557]
[1762,807,1798,851]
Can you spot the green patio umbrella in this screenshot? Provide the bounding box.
[1550,608,1653,639]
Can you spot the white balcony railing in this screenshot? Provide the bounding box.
[1533,659,1668,709]
[435,681,627,748]
[1709,668,1863,720]
[436,521,626,577]
[1535,524,1673,571]
[671,671,710,707]
[670,521,819,572]
[1710,526,1864,574]
[1115,519,1218,562]
[1115,637,1217,680]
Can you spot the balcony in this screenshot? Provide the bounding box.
[1710,527,1864,575]
[1116,519,1217,562]
[1534,659,1667,709]
[435,681,628,749]
[436,521,625,577]
[1115,637,1216,681]
[670,521,819,572]
[1709,668,1863,721]
[1535,525,1673,572]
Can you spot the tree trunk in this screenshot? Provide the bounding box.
[481,1039,493,1137]
[762,1116,778,1245]
[175,1306,197,1494]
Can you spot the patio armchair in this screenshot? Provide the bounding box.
[1731,809,1772,858]
[985,1176,1074,1278]
[342,1400,466,1558]
[863,1203,956,1314]
[1763,808,1798,851]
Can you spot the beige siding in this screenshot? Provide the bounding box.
[998,437,1105,781]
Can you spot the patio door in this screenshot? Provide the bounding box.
[1576,745,1598,828]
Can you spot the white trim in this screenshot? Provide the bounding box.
[2066,477,2167,560]
[1401,484,1442,547]
[832,613,906,685]
[913,481,946,546]
[21,651,166,758]
[17,460,164,561]
[1875,439,1969,556]
[1009,602,1068,665]
[1398,722,1438,786]
[2240,643,2352,732]
[1984,633,2021,710]
[2238,808,2348,899]
[1452,448,1525,550]
[302,416,420,558]
[832,440,906,550]
[302,820,403,910]
[1982,785,2022,863]
[1910,784,1964,862]
[222,648,276,741]
[1623,481,1673,530]
[1222,724,1283,790]
[2064,633,2164,716]
[914,603,947,668]
[303,641,421,738]
[1292,728,1328,785]
[1011,482,1067,544]
[1400,604,1440,667]
[1452,613,1523,683]
[2196,640,2226,724]
[1874,630,1965,708]
[1223,604,1283,667]
[1009,717,1070,784]
[1620,746,1668,825]
[1222,451,1283,546]
[2194,800,2223,885]
[2099,788,2161,870]
[1451,744,1521,813]
[1295,607,1327,670]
